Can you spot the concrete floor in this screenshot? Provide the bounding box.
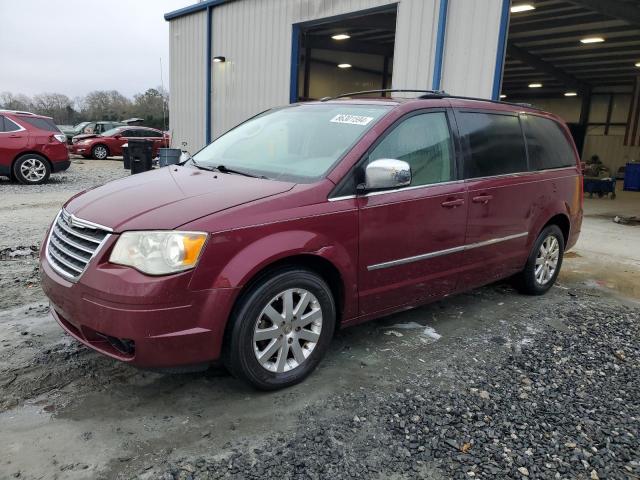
[564,186,640,298]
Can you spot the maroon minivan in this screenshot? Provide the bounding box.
[40,91,583,389]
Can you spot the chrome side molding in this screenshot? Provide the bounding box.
[367,232,528,271]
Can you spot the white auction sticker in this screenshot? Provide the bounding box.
[330,114,374,126]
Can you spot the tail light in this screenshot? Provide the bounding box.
[52,133,67,143]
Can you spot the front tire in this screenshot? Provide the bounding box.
[13,154,51,185]
[91,144,109,160]
[516,225,565,295]
[224,268,336,390]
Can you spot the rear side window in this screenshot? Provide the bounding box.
[523,115,576,170]
[141,129,162,138]
[19,116,60,132]
[368,112,454,187]
[458,112,527,179]
[0,116,22,132]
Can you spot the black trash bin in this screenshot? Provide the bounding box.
[122,145,130,170]
[128,139,153,174]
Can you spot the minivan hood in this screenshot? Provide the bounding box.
[65,166,295,231]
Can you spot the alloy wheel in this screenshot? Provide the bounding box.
[94,146,107,159]
[20,158,47,182]
[253,288,323,373]
[535,235,560,285]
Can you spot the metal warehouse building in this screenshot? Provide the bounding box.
[165,0,640,175]
[164,0,510,151]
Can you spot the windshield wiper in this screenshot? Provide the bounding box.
[214,165,266,179]
[179,153,214,171]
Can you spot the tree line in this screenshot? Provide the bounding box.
[0,87,169,130]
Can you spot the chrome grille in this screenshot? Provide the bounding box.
[46,209,111,280]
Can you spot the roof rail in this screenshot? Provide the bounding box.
[320,89,448,101]
[317,90,542,111]
[0,109,37,116]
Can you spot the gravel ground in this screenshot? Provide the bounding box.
[0,157,127,195]
[150,294,639,480]
[1,160,639,480]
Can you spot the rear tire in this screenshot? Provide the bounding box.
[13,154,51,185]
[224,268,336,390]
[515,225,564,295]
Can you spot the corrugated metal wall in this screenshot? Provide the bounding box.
[169,0,505,148]
[441,0,504,97]
[168,11,207,152]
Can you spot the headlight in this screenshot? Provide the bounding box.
[110,231,207,275]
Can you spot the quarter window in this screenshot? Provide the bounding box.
[0,116,21,132]
[368,112,454,187]
[458,112,527,179]
[523,115,576,170]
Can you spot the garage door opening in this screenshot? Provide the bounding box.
[498,0,640,166]
[292,7,397,101]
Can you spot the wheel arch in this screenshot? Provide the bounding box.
[541,213,570,248]
[232,253,346,326]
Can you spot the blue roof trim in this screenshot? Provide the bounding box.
[491,0,510,100]
[431,0,448,91]
[165,0,234,21]
[205,6,212,143]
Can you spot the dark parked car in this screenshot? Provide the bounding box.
[0,110,70,184]
[69,126,170,159]
[70,121,125,144]
[41,91,583,389]
[60,121,90,143]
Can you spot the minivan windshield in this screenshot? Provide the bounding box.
[192,104,391,182]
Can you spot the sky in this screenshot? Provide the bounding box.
[0,0,192,99]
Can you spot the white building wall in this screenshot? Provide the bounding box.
[168,0,506,148]
[440,0,505,98]
[168,10,207,152]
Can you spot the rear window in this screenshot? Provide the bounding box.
[19,116,61,132]
[459,112,527,179]
[141,130,163,137]
[523,115,576,170]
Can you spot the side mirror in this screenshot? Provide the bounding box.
[362,159,411,191]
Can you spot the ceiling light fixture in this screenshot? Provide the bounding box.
[564,92,577,97]
[635,62,640,67]
[332,33,351,40]
[580,37,604,44]
[337,63,352,69]
[528,83,543,88]
[213,56,226,63]
[500,94,507,99]
[510,4,535,13]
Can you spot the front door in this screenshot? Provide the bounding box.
[454,110,532,289]
[357,110,467,316]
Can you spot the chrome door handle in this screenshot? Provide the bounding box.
[441,198,464,208]
[472,194,493,204]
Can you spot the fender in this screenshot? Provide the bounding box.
[203,230,359,321]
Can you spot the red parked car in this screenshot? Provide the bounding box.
[0,110,70,184]
[40,91,583,390]
[69,126,170,159]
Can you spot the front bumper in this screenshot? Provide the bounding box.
[40,247,238,368]
[68,144,89,155]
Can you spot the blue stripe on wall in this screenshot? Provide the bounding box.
[492,0,511,100]
[205,6,212,144]
[290,24,301,104]
[431,0,449,91]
